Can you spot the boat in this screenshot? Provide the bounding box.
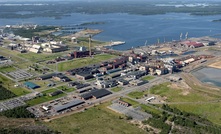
[109,41,126,46]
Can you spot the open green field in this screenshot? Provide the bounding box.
[140,104,162,115]
[46,103,146,134]
[7,87,31,96]
[127,91,146,99]
[57,54,117,71]
[41,88,58,94]
[149,82,218,102]
[26,93,66,106]
[141,75,155,81]
[111,87,123,92]
[57,85,76,92]
[17,52,64,62]
[0,74,30,96]
[0,66,16,73]
[170,103,221,125]
[0,48,25,63]
[0,74,12,85]
[77,37,108,47]
[150,82,221,125]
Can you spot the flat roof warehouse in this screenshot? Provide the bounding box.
[54,99,85,113]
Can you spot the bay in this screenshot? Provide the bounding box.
[0,13,221,50]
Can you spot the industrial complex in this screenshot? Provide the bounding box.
[0,24,221,133]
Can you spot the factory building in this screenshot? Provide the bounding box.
[53,99,85,113]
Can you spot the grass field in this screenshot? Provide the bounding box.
[17,52,64,62]
[141,75,155,81]
[0,74,12,85]
[150,82,221,125]
[46,103,146,134]
[57,85,76,92]
[27,93,66,106]
[0,74,30,96]
[127,91,145,99]
[140,104,162,115]
[0,66,16,73]
[0,48,24,63]
[41,88,58,94]
[7,87,31,96]
[149,82,218,102]
[111,87,123,92]
[170,103,221,125]
[57,54,117,71]
[120,97,161,115]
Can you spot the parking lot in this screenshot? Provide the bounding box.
[2,98,26,109]
[0,103,8,112]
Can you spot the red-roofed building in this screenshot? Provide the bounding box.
[181,41,204,48]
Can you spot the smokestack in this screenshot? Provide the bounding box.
[89,35,92,57]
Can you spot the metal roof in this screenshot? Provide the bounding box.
[24,81,40,89]
[81,89,112,99]
[54,99,85,112]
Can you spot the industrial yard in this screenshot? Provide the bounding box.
[1,24,221,133]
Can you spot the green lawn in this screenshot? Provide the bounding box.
[111,87,123,92]
[46,103,146,134]
[17,52,64,62]
[149,82,218,102]
[0,48,24,63]
[0,74,31,96]
[0,66,16,73]
[149,82,221,125]
[170,103,221,126]
[127,91,145,99]
[26,93,66,106]
[77,37,107,47]
[57,54,117,71]
[42,88,58,94]
[140,104,162,115]
[57,85,76,92]
[7,87,31,96]
[0,74,12,85]
[141,75,155,81]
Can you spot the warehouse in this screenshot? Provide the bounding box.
[76,73,94,80]
[81,89,112,100]
[24,82,40,89]
[54,99,85,113]
[36,73,57,80]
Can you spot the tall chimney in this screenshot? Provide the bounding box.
[89,35,92,57]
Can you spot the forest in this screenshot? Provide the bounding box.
[0,1,221,19]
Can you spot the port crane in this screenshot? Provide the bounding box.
[185,32,188,40]
[144,40,148,46]
[180,33,183,40]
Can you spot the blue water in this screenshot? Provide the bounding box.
[1,13,221,50]
[192,67,221,87]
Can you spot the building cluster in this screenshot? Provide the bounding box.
[173,55,214,67]
[0,33,68,54]
[180,40,216,48]
[36,73,71,82]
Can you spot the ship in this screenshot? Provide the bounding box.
[109,41,126,46]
